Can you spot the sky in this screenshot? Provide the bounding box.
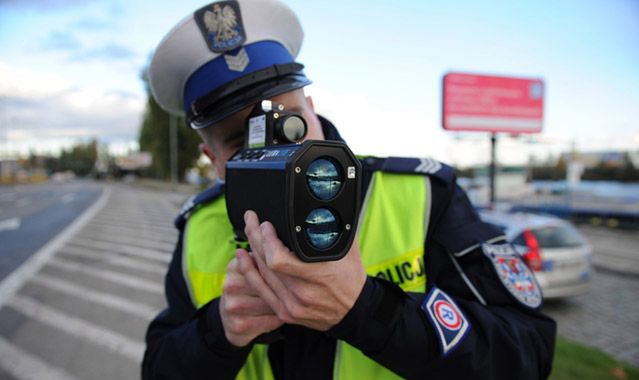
[0,0,638,167]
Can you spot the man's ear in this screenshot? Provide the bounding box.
[306,95,316,112]
[199,143,217,166]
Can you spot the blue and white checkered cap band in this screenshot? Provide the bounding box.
[183,41,293,115]
[150,0,305,118]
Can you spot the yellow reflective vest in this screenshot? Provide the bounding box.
[183,171,431,379]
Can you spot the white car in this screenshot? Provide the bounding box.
[478,210,593,299]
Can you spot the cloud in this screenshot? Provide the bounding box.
[70,43,135,61]
[0,61,145,154]
[44,31,83,51]
[0,0,94,10]
[73,17,115,32]
[42,29,136,62]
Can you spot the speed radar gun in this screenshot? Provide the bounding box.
[225,101,361,262]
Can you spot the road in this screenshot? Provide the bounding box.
[0,181,636,379]
[0,181,102,281]
[0,182,182,380]
[577,225,639,276]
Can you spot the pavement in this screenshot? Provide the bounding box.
[0,182,188,380]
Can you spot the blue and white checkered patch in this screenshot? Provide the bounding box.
[422,287,470,356]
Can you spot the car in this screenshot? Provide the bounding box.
[478,209,593,299]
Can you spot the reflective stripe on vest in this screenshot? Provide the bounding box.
[184,171,430,379]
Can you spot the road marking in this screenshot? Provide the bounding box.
[68,238,171,264]
[47,257,164,295]
[0,217,21,232]
[0,335,80,380]
[74,229,175,253]
[59,245,168,276]
[0,193,17,201]
[16,198,30,207]
[8,295,145,362]
[30,273,159,320]
[89,218,176,234]
[61,193,75,203]
[0,187,111,308]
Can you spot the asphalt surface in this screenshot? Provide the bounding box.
[0,181,102,281]
[0,180,636,379]
[0,182,182,380]
[577,225,639,277]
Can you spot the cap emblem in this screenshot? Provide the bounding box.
[195,1,246,53]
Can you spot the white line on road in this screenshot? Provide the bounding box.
[16,198,30,207]
[61,193,76,203]
[0,335,80,380]
[47,257,164,295]
[78,229,176,252]
[59,245,168,276]
[69,237,171,264]
[0,193,17,201]
[8,295,145,362]
[30,273,159,320]
[0,187,111,308]
[89,218,176,234]
[0,217,21,232]
[80,227,177,246]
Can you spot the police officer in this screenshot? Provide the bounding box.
[142,1,556,379]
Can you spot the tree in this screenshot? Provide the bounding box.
[138,67,201,181]
[44,140,98,177]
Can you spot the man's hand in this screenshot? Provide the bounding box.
[242,210,367,331]
[219,250,283,347]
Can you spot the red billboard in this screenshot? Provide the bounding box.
[442,72,544,134]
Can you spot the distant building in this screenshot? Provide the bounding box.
[629,151,639,168]
[0,159,18,181]
[114,152,153,172]
[561,151,632,168]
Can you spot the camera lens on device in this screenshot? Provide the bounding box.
[306,158,343,200]
[277,115,307,143]
[304,208,340,249]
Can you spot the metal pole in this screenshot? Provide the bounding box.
[169,114,178,188]
[489,133,497,207]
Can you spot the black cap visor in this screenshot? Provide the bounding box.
[187,63,312,129]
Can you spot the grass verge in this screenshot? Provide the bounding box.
[551,336,639,380]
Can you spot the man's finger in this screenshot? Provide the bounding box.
[236,248,283,315]
[259,221,303,276]
[223,294,277,316]
[244,210,264,254]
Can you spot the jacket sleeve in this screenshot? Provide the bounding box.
[142,229,251,380]
[328,179,557,379]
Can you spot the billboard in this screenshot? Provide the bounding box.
[442,72,544,134]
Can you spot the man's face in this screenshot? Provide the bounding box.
[203,89,325,179]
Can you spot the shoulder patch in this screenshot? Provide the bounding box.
[381,157,454,183]
[482,243,543,309]
[174,181,225,230]
[422,287,471,356]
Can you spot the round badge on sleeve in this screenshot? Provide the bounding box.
[482,243,542,309]
[434,300,462,330]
